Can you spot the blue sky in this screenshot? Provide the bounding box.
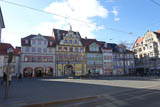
[1,0,160,47]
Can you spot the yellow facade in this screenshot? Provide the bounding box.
[56,30,86,76]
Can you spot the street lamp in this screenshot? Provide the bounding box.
[5,48,13,99]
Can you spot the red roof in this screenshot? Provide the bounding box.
[156,30,160,33]
[0,43,21,55]
[14,47,21,55]
[0,43,14,55]
[135,37,144,46]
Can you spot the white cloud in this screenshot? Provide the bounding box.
[111,7,120,21]
[1,30,21,47]
[35,0,108,38]
[114,17,120,21]
[105,0,116,3]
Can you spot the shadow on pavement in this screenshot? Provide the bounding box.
[0,77,160,107]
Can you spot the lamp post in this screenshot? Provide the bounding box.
[5,48,13,99]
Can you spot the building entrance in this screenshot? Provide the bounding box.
[64,65,74,76]
[35,67,43,77]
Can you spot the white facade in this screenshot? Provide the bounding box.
[20,34,56,77]
[0,8,5,43]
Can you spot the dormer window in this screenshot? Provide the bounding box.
[50,41,53,45]
[25,40,28,44]
[69,34,72,37]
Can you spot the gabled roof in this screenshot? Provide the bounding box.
[153,31,160,38]
[53,28,81,44]
[22,34,54,41]
[0,43,14,55]
[81,38,105,53]
[21,34,55,47]
[133,37,144,48]
[0,7,5,28]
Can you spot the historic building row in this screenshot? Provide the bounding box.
[18,28,135,77]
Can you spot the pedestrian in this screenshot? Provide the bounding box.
[1,72,7,85]
[9,74,12,85]
[18,73,22,80]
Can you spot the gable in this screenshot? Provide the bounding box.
[32,34,48,41]
[89,42,100,52]
[89,42,100,48]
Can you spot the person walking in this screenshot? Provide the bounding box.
[18,73,22,80]
[1,72,7,85]
[9,74,12,85]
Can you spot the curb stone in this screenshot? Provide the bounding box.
[21,96,97,107]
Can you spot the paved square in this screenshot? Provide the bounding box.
[0,76,160,107]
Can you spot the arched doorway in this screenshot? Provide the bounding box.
[64,65,74,76]
[45,67,53,76]
[23,68,33,77]
[35,67,44,77]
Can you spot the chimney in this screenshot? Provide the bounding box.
[85,37,87,40]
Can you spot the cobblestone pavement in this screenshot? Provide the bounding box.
[0,76,160,107]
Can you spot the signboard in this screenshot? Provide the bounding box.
[75,71,82,76]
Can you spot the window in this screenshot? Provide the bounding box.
[32,40,36,45]
[38,48,41,53]
[32,56,36,62]
[25,40,28,44]
[48,56,53,62]
[32,47,36,52]
[80,48,84,52]
[150,46,152,49]
[143,47,145,50]
[38,40,41,45]
[58,47,62,51]
[74,40,78,44]
[75,48,79,52]
[49,48,52,53]
[25,47,30,52]
[65,40,68,44]
[64,47,68,51]
[43,48,47,53]
[70,48,73,52]
[24,56,29,62]
[50,41,53,45]
[44,41,47,45]
[37,56,42,62]
[69,34,72,37]
[43,57,48,62]
[69,40,72,44]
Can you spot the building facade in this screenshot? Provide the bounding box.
[0,43,20,77]
[54,28,86,76]
[20,34,56,77]
[85,40,103,75]
[133,30,160,75]
[0,7,5,43]
[102,46,113,75]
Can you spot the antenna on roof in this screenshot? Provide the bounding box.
[52,27,54,37]
[68,23,72,31]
